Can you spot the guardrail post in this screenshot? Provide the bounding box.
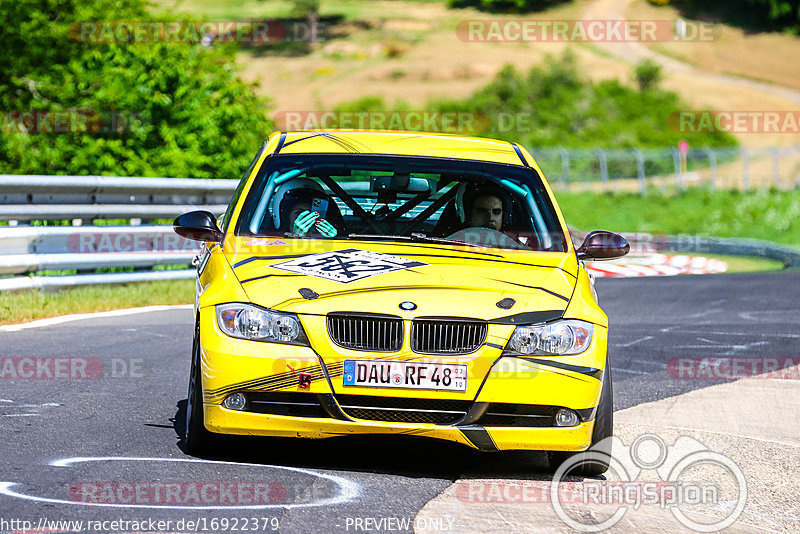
[596,149,608,192]
[703,146,717,190]
[669,147,683,190]
[632,148,646,197]
[559,148,570,188]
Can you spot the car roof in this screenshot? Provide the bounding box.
[268,130,529,166]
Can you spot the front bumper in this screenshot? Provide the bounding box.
[197,307,607,452]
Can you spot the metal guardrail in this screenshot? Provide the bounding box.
[0,174,236,221]
[0,175,234,291]
[2,174,797,292]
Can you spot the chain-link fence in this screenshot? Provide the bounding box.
[528,146,800,195]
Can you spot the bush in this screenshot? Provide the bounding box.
[447,0,569,13]
[0,0,271,178]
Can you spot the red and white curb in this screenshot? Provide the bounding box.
[586,253,728,278]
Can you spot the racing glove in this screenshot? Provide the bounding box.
[292,211,318,236]
[315,218,338,238]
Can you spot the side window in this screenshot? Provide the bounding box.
[221,144,266,232]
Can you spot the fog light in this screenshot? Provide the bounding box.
[555,408,580,427]
[223,392,247,411]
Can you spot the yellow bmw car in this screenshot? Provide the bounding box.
[174,130,629,475]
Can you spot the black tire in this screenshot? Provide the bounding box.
[185,322,217,455]
[548,365,613,477]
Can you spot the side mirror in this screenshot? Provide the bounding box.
[576,230,629,261]
[173,210,223,242]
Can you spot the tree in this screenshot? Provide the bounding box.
[0,0,271,178]
[291,0,321,44]
[634,59,663,91]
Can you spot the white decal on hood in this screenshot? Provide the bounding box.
[270,248,427,283]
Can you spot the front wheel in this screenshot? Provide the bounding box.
[548,365,613,477]
[185,324,217,455]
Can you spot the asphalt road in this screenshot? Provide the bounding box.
[0,271,797,534]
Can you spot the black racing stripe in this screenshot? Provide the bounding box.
[281,132,325,148]
[345,240,506,258]
[485,279,570,302]
[519,357,603,380]
[396,253,575,276]
[523,364,590,382]
[206,368,332,399]
[490,310,564,325]
[240,274,304,285]
[274,132,288,154]
[273,285,492,309]
[511,142,529,167]
[460,426,497,451]
[323,133,371,153]
[233,254,312,268]
[207,353,424,398]
[206,364,333,397]
[320,133,358,153]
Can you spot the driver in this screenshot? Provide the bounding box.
[457,183,510,231]
[269,178,339,237]
[468,191,504,231]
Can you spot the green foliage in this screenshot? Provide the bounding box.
[634,59,663,91]
[290,0,321,17]
[447,0,568,13]
[660,0,800,33]
[432,51,736,149]
[555,188,800,246]
[0,0,271,178]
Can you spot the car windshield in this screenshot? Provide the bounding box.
[234,154,568,252]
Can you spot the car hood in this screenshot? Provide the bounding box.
[226,238,578,320]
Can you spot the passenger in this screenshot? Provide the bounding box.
[270,178,339,237]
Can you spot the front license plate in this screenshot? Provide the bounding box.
[342,360,467,391]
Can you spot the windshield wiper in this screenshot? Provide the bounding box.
[347,233,487,248]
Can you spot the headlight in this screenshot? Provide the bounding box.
[216,303,309,345]
[503,319,594,356]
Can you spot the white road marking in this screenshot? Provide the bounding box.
[630,359,664,368]
[614,335,654,347]
[685,308,722,319]
[0,304,193,332]
[1,414,40,417]
[0,456,361,510]
[611,367,648,375]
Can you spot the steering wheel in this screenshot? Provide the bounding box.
[446,227,527,249]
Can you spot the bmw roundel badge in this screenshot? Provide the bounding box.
[399,301,417,311]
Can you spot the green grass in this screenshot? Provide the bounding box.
[0,279,193,325]
[555,187,800,247]
[697,253,784,273]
